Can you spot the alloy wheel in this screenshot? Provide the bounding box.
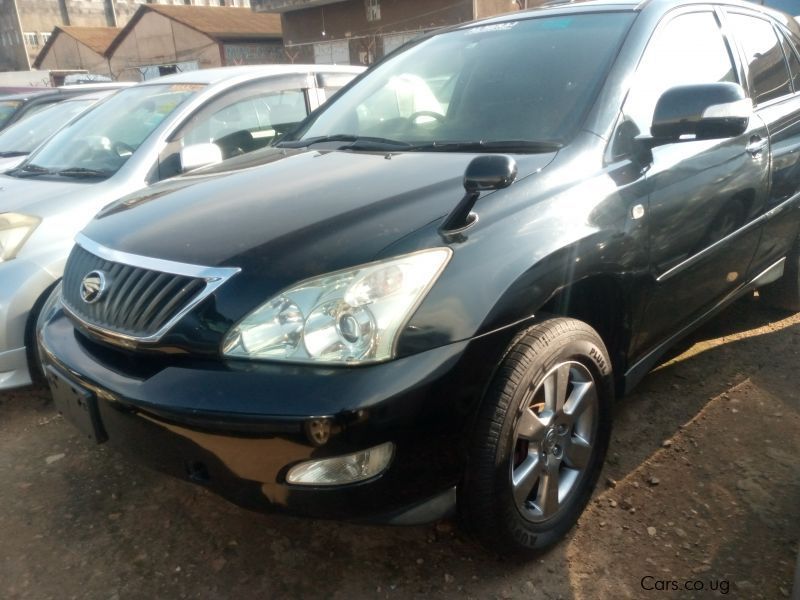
[509,361,599,522]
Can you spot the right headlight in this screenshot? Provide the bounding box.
[222,248,452,365]
[0,213,41,263]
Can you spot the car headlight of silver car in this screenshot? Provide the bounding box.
[0,213,41,263]
[222,248,452,365]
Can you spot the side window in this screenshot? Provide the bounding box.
[621,12,736,140]
[183,89,307,157]
[261,89,308,135]
[728,14,792,104]
[157,87,309,180]
[779,30,800,91]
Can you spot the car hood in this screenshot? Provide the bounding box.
[84,148,557,277]
[0,172,108,216]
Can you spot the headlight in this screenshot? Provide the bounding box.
[0,213,41,263]
[222,248,452,364]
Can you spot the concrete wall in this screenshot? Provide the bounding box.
[36,32,111,75]
[0,0,29,70]
[222,40,286,65]
[109,11,224,81]
[17,0,122,68]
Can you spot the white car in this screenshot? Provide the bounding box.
[0,64,363,389]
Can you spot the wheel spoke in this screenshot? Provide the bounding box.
[512,453,542,507]
[564,434,592,470]
[563,381,596,421]
[544,364,571,413]
[536,458,560,518]
[516,408,548,442]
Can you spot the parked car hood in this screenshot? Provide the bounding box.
[84,149,557,278]
[0,173,105,216]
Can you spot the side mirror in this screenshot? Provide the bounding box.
[441,155,518,232]
[463,154,518,192]
[650,82,751,142]
[180,142,223,173]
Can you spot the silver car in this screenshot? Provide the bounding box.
[0,89,121,173]
[0,64,363,390]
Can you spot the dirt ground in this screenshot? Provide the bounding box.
[1,295,798,600]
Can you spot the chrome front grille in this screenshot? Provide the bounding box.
[61,235,240,343]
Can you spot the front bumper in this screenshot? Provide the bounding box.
[39,306,522,524]
[0,257,58,389]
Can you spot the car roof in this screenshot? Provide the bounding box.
[142,64,364,86]
[58,89,118,102]
[0,89,58,102]
[0,84,132,102]
[59,83,135,92]
[469,0,793,23]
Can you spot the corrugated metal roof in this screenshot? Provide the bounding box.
[144,5,282,40]
[58,26,121,55]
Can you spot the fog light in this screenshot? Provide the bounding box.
[286,442,394,486]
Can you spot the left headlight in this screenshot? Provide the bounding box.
[222,248,452,365]
[0,213,41,263]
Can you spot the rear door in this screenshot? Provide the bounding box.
[725,9,800,273]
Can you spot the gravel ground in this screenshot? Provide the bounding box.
[1,295,799,600]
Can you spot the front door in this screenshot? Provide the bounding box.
[620,9,770,352]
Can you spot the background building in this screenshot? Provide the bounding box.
[33,26,119,77]
[106,5,282,81]
[0,0,251,72]
[251,0,546,65]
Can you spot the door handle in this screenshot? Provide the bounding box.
[746,136,768,158]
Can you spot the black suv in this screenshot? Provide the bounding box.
[38,0,800,555]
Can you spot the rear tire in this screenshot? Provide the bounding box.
[759,239,800,312]
[460,317,613,558]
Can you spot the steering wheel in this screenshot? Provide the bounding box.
[406,111,445,127]
[113,141,135,158]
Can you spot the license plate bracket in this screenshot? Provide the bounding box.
[46,366,106,444]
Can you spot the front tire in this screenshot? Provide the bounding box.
[460,317,613,557]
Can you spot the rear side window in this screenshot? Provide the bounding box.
[728,13,792,104]
[622,11,736,138]
[779,30,800,91]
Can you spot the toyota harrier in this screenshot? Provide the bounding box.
[38,0,800,555]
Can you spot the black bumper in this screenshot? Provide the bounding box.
[39,307,522,524]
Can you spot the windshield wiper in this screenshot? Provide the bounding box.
[277,134,358,148]
[406,140,563,154]
[56,167,113,179]
[11,163,53,177]
[0,151,28,158]
[277,134,411,150]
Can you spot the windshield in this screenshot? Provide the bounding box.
[19,83,204,178]
[0,100,23,129]
[0,98,96,155]
[289,13,634,151]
